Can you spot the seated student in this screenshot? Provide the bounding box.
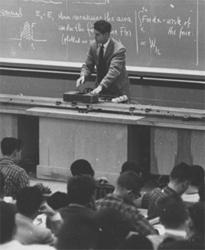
[147,162,192,219]
[0,137,29,199]
[148,194,191,250]
[95,208,135,250]
[56,210,99,250]
[96,171,156,236]
[70,159,114,200]
[0,172,5,200]
[15,186,62,245]
[182,164,205,204]
[0,201,55,250]
[58,174,98,220]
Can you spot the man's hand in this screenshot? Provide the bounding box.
[76,76,85,89]
[91,85,103,95]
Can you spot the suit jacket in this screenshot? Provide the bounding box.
[81,38,130,98]
[15,213,55,245]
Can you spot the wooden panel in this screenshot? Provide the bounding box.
[38,117,128,184]
[0,113,18,156]
[151,127,178,175]
[151,127,205,174]
[191,131,205,168]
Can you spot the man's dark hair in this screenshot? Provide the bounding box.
[70,159,94,177]
[1,137,23,156]
[93,19,111,34]
[117,171,143,195]
[0,201,16,244]
[16,186,43,217]
[170,162,192,183]
[158,194,189,229]
[67,175,96,205]
[189,165,205,188]
[120,161,142,176]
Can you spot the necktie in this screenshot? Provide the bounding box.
[98,45,106,83]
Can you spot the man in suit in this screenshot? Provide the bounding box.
[76,19,130,99]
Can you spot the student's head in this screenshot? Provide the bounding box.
[56,212,98,250]
[0,201,16,244]
[189,165,205,189]
[1,137,23,163]
[158,194,189,229]
[96,208,134,249]
[116,171,143,202]
[93,19,111,44]
[47,191,69,210]
[70,159,94,177]
[0,172,5,198]
[16,186,43,218]
[169,162,192,194]
[67,175,96,206]
[120,161,142,177]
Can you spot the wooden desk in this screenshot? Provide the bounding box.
[0,94,205,183]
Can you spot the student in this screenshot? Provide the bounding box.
[70,159,114,200]
[15,186,62,245]
[0,137,29,199]
[0,201,55,250]
[147,162,192,219]
[96,171,156,236]
[56,175,98,249]
[76,19,130,99]
[182,164,205,203]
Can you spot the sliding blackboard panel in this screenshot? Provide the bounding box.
[0,0,204,75]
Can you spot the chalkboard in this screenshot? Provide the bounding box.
[0,0,204,76]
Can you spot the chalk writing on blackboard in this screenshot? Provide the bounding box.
[10,22,47,49]
[23,0,62,5]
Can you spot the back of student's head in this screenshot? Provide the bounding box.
[16,186,42,217]
[70,159,94,177]
[67,175,96,205]
[47,191,69,210]
[189,165,205,188]
[117,170,143,194]
[0,201,16,244]
[93,19,112,34]
[96,208,134,249]
[170,162,192,183]
[158,194,189,229]
[1,137,22,156]
[120,161,142,177]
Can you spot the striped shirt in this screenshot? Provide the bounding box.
[0,157,29,199]
[147,186,176,220]
[96,193,156,236]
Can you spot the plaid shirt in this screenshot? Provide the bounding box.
[96,193,156,236]
[147,186,177,220]
[0,157,29,199]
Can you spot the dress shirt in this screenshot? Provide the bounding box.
[0,157,29,199]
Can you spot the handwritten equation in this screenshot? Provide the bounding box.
[0,0,203,70]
